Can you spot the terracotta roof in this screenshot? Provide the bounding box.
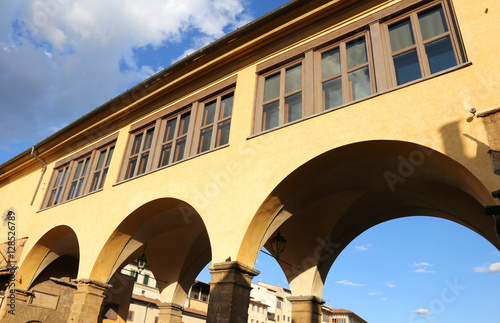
[183,308,207,316]
[131,294,161,304]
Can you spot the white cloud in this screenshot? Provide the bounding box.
[414,262,434,267]
[473,266,488,273]
[384,281,396,288]
[354,244,371,251]
[473,262,500,274]
[488,262,500,273]
[336,280,366,287]
[413,268,436,274]
[368,292,381,295]
[0,0,251,161]
[381,297,387,301]
[412,309,432,316]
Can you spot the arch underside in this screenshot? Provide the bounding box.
[91,198,211,305]
[239,140,498,297]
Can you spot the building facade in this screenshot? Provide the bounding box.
[0,0,499,322]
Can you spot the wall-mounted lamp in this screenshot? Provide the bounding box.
[270,229,287,259]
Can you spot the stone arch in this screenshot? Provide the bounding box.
[237,140,499,297]
[90,197,211,305]
[16,225,79,290]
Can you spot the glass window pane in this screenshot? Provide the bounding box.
[138,153,149,175]
[178,112,191,136]
[262,101,280,131]
[202,101,216,126]
[90,172,100,192]
[75,178,84,197]
[348,66,371,101]
[389,18,415,52]
[73,161,83,180]
[419,6,448,41]
[96,150,106,170]
[264,73,280,102]
[131,133,143,155]
[198,127,213,153]
[425,36,457,74]
[164,119,177,142]
[323,77,343,110]
[220,93,234,119]
[98,168,108,190]
[67,182,76,200]
[321,47,341,79]
[105,147,114,167]
[346,37,367,70]
[81,158,90,176]
[393,49,422,85]
[285,64,302,94]
[158,143,172,167]
[216,119,231,147]
[285,92,302,123]
[125,157,137,179]
[174,138,186,162]
[144,128,155,150]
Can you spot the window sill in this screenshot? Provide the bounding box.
[248,61,473,140]
[113,143,230,187]
[37,188,104,213]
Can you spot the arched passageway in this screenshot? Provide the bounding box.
[238,140,499,322]
[0,225,79,322]
[84,198,212,323]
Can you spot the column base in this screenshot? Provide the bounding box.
[158,302,183,323]
[206,261,260,323]
[288,295,325,323]
[67,279,111,323]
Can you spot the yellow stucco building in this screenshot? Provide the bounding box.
[0,0,499,322]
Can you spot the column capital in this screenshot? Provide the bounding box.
[158,302,184,323]
[158,302,184,311]
[288,295,325,323]
[287,295,325,304]
[209,261,260,277]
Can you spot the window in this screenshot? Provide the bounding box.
[253,0,465,134]
[46,166,69,207]
[125,125,156,179]
[258,60,303,131]
[385,2,460,85]
[127,310,134,321]
[158,111,191,167]
[121,76,236,181]
[43,134,118,208]
[317,34,374,110]
[196,90,234,153]
[143,274,149,285]
[89,145,115,192]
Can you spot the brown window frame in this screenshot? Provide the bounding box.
[155,107,194,168]
[313,31,376,113]
[193,88,235,154]
[88,143,115,193]
[381,0,465,87]
[122,122,160,180]
[42,133,118,209]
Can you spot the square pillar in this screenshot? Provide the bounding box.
[206,261,259,323]
[67,279,111,323]
[288,295,325,323]
[158,302,183,323]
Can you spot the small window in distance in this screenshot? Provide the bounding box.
[158,111,191,167]
[143,274,149,286]
[154,317,158,323]
[260,60,303,131]
[386,3,459,86]
[128,310,135,321]
[125,126,156,179]
[89,144,114,192]
[318,34,373,111]
[197,91,234,154]
[46,166,69,207]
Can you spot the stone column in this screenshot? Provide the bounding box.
[206,261,260,323]
[67,279,111,323]
[288,295,325,323]
[158,302,183,323]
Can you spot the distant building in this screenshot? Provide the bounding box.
[321,306,368,323]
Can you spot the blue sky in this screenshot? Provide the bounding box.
[195,216,500,323]
[1,1,499,322]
